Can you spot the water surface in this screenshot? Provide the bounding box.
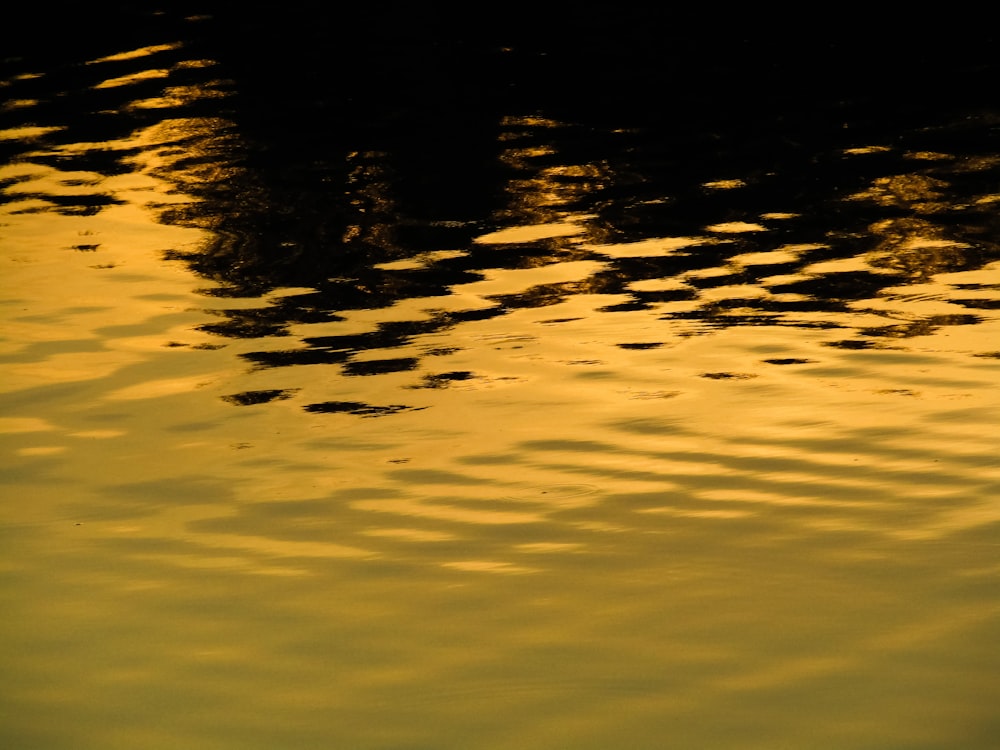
[2,8,999,749]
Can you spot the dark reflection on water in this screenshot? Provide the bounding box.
[180,51,998,410]
[7,8,997,371]
[3,7,999,418]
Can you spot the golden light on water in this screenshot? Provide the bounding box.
[1,18,999,750]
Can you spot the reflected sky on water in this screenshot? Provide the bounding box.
[1,6,999,749]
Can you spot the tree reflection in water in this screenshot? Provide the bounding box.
[4,6,999,413]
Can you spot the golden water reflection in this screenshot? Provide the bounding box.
[1,23,999,750]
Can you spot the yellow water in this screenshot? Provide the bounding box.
[2,14,999,749]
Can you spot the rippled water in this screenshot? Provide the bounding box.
[2,8,999,749]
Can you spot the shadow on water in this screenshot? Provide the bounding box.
[5,5,999,414]
[4,8,999,403]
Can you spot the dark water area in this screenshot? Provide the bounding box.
[9,5,998,372]
[2,5,999,749]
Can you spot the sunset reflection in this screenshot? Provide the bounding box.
[2,10,999,750]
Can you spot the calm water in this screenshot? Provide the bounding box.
[2,8,999,749]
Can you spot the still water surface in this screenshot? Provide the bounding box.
[2,9,999,749]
